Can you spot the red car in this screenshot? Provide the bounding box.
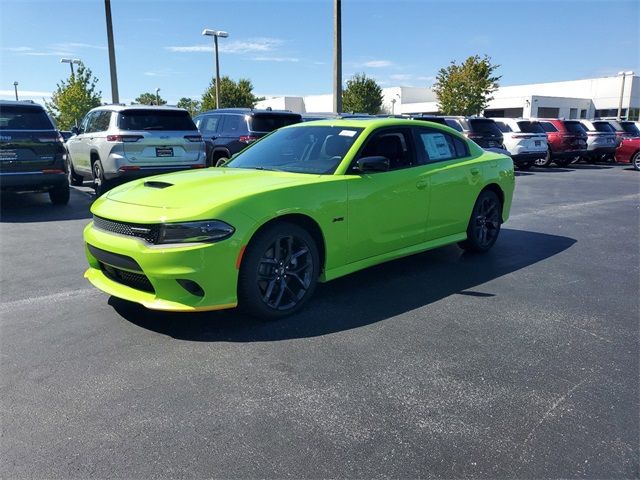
[535,118,588,167]
[615,136,640,171]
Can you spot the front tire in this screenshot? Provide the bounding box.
[633,152,640,171]
[49,181,70,205]
[458,190,502,253]
[238,222,320,319]
[92,158,109,196]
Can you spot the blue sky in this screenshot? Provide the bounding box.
[1,0,638,104]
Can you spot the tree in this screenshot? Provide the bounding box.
[342,73,383,114]
[45,63,102,129]
[201,76,264,110]
[177,97,201,116]
[432,55,501,116]
[134,92,166,105]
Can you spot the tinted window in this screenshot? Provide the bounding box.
[444,119,463,132]
[540,122,558,133]
[517,121,545,133]
[197,115,221,134]
[593,122,615,133]
[621,122,640,135]
[495,122,512,133]
[359,129,414,170]
[93,111,111,132]
[249,114,301,132]
[117,109,197,131]
[84,112,99,133]
[227,126,363,174]
[469,119,502,136]
[0,105,54,130]
[564,121,587,134]
[416,129,469,162]
[221,115,244,134]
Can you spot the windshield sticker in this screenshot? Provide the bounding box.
[339,130,357,137]
[421,133,452,160]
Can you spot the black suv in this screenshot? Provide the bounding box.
[0,101,69,204]
[193,108,301,166]
[443,116,505,150]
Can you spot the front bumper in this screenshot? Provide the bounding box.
[83,222,240,312]
[0,171,67,191]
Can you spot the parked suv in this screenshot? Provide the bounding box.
[194,108,302,166]
[66,105,205,194]
[0,100,69,204]
[442,117,504,150]
[492,118,547,170]
[578,119,618,162]
[535,118,588,167]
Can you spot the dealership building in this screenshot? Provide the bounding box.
[256,74,640,120]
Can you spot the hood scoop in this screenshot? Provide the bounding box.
[144,181,173,189]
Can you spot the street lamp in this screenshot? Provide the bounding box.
[155,87,161,106]
[13,81,18,101]
[617,70,634,120]
[60,58,81,76]
[202,28,229,109]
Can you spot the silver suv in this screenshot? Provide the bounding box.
[66,105,205,193]
[578,119,618,162]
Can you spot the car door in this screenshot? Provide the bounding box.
[346,127,431,263]
[66,112,95,174]
[413,127,484,241]
[217,114,247,155]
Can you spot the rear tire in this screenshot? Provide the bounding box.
[49,181,70,205]
[67,158,84,186]
[633,152,640,171]
[92,158,109,196]
[534,149,553,167]
[238,222,320,319]
[458,190,502,253]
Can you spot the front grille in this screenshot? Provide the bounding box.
[93,215,160,244]
[100,263,155,293]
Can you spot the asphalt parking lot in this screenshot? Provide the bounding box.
[1,163,638,478]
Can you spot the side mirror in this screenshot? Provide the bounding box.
[71,126,82,135]
[354,155,390,173]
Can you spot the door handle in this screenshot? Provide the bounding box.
[416,179,428,189]
[470,167,480,175]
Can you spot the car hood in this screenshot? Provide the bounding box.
[103,167,322,210]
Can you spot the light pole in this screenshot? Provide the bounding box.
[202,28,229,109]
[617,71,634,120]
[333,0,342,113]
[60,58,81,76]
[155,88,161,106]
[104,0,120,103]
[13,81,18,101]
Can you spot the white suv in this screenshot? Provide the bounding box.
[66,105,206,194]
[492,118,548,170]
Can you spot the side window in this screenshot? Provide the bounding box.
[93,111,111,132]
[84,112,98,134]
[540,122,558,133]
[415,128,469,163]
[221,115,243,135]
[81,112,95,133]
[201,115,221,134]
[358,129,414,171]
[445,119,463,132]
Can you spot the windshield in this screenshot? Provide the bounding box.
[0,105,54,130]
[226,125,363,174]
[621,122,640,135]
[117,110,197,131]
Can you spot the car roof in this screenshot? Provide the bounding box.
[282,117,460,130]
[91,104,188,112]
[199,108,300,116]
[0,100,44,109]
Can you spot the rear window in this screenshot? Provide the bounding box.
[540,122,558,133]
[117,109,197,131]
[444,119,463,132]
[469,119,502,136]
[495,122,512,133]
[249,114,301,133]
[0,105,54,130]
[621,122,640,135]
[593,122,614,133]
[517,121,545,134]
[564,121,587,134]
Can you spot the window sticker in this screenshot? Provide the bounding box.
[339,129,357,137]
[422,133,452,160]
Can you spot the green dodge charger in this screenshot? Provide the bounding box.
[84,118,515,318]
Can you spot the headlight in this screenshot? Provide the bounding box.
[157,220,234,244]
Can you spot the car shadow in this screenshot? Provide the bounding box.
[0,187,94,223]
[570,164,614,170]
[110,228,577,342]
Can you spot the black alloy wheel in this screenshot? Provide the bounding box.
[238,222,319,319]
[459,190,502,253]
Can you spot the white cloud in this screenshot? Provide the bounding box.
[166,38,284,55]
[0,90,51,100]
[360,60,393,68]
[24,51,73,57]
[390,74,413,81]
[3,46,33,52]
[51,42,106,50]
